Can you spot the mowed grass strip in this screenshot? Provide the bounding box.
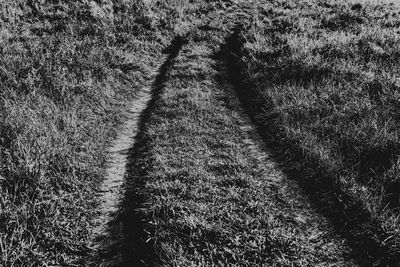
[128,30,355,265]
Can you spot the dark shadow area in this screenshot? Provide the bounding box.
[321,11,365,32]
[94,35,186,267]
[217,25,400,266]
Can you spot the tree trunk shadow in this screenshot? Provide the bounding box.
[216,25,399,266]
[94,35,186,267]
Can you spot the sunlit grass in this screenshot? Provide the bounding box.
[234,0,400,262]
[0,0,170,265]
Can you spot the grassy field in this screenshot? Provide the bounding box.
[225,0,400,263]
[2,0,400,265]
[118,26,357,266]
[0,0,180,265]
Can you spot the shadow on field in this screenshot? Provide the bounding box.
[96,35,186,267]
[218,25,399,266]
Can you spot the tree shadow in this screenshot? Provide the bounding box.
[93,35,186,267]
[216,25,399,266]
